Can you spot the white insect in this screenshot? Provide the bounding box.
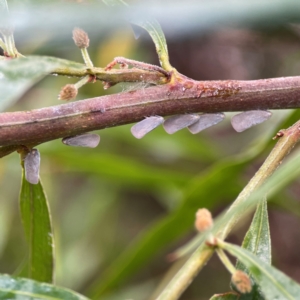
[231,110,272,132]
[163,114,200,134]
[131,116,164,139]
[24,149,40,185]
[188,113,225,134]
[62,133,100,148]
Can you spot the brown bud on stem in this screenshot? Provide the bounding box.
[72,27,90,49]
[58,84,78,101]
[195,208,213,232]
[231,270,252,294]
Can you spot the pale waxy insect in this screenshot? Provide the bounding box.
[131,116,165,139]
[62,133,100,148]
[231,110,272,132]
[188,113,225,134]
[163,114,200,134]
[24,149,40,185]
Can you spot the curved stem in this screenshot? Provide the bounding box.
[156,119,300,300]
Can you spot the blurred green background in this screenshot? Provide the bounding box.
[2,1,300,299]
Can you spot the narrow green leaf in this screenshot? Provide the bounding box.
[131,18,172,71]
[0,274,90,300]
[209,292,239,300]
[20,169,54,283]
[46,149,188,189]
[221,242,300,300]
[0,56,86,111]
[233,199,270,299]
[239,192,270,266]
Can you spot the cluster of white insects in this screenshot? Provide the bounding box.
[24,109,271,185]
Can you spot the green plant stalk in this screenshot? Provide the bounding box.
[216,248,236,274]
[75,75,92,89]
[81,47,93,68]
[156,119,300,300]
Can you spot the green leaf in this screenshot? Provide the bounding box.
[131,18,172,71]
[221,242,300,300]
[46,149,188,189]
[20,169,54,283]
[234,199,270,299]
[0,56,86,111]
[209,292,239,300]
[238,199,271,268]
[0,274,90,300]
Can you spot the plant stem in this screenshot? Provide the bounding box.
[156,244,214,300]
[2,75,300,155]
[155,119,300,300]
[216,248,236,274]
[81,47,93,68]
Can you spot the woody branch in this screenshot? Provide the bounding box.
[1,74,300,158]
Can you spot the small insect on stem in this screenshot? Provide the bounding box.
[188,113,225,134]
[131,116,164,139]
[24,149,40,185]
[163,114,200,134]
[231,110,272,132]
[62,133,100,148]
[273,130,285,140]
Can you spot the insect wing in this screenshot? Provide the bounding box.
[163,114,200,134]
[188,113,225,134]
[24,149,40,185]
[131,116,164,139]
[62,133,100,148]
[231,110,272,132]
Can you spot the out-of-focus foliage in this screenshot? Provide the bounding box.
[1,1,300,300]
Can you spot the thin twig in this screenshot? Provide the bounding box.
[51,59,167,85]
[156,119,300,300]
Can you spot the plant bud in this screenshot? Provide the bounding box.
[58,84,78,101]
[72,27,89,48]
[195,208,213,232]
[231,270,252,294]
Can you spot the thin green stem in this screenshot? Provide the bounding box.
[156,245,214,300]
[216,248,236,274]
[74,75,92,89]
[156,120,300,300]
[218,124,300,239]
[81,47,93,68]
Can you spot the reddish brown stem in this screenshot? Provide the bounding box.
[1,74,300,157]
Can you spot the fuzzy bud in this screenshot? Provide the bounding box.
[195,208,213,232]
[58,84,78,101]
[72,27,89,48]
[231,270,252,294]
